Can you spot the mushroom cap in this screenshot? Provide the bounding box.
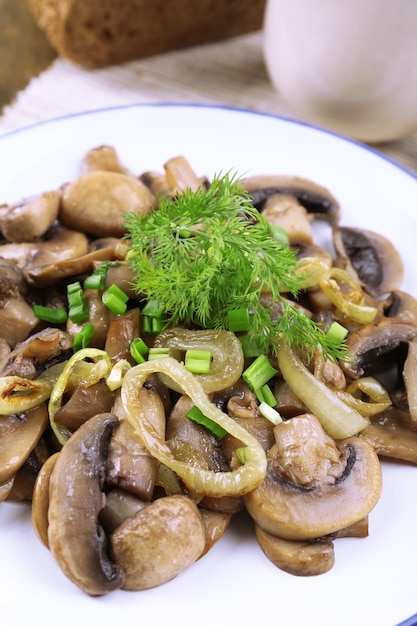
[244,417,382,541]
[60,171,157,237]
[47,413,124,596]
[110,494,206,590]
[255,524,335,576]
[333,226,404,296]
[242,174,340,225]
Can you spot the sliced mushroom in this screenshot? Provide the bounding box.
[261,193,314,245]
[104,308,141,365]
[60,171,157,237]
[106,390,163,500]
[47,412,124,596]
[199,508,232,557]
[333,226,404,296]
[0,328,72,378]
[341,319,417,379]
[110,494,206,590]
[27,244,118,288]
[359,407,417,464]
[242,175,340,225]
[384,290,417,326]
[100,488,148,534]
[67,289,113,349]
[32,452,59,548]
[80,145,132,176]
[54,380,114,433]
[255,524,335,576]
[164,156,208,194]
[244,414,382,540]
[0,258,39,347]
[0,403,49,484]
[403,337,417,426]
[0,224,88,272]
[1,191,60,243]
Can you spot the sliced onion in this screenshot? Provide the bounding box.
[339,377,392,417]
[277,341,370,439]
[121,357,267,497]
[153,328,244,393]
[48,348,112,445]
[0,363,65,415]
[319,268,378,324]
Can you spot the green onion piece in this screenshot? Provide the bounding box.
[186,405,228,439]
[84,272,106,290]
[68,303,89,324]
[227,308,251,332]
[67,282,89,323]
[151,316,166,334]
[141,315,152,334]
[102,284,129,315]
[242,354,278,392]
[130,337,149,364]
[72,323,94,352]
[141,298,165,317]
[67,281,82,296]
[255,383,277,407]
[269,224,289,246]
[148,347,170,360]
[236,446,251,464]
[259,402,283,425]
[238,334,265,358]
[326,321,349,343]
[33,305,68,325]
[184,349,212,374]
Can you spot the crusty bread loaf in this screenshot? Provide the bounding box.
[27,0,266,68]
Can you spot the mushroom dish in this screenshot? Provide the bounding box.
[1,146,416,594]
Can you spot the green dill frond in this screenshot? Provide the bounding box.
[123,170,349,363]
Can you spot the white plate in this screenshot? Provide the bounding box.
[0,104,416,626]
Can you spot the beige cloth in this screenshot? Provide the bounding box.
[0,31,416,174]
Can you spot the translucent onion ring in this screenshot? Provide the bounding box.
[338,376,392,417]
[277,341,370,439]
[121,357,267,497]
[319,268,378,324]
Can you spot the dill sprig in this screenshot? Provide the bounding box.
[124,172,348,362]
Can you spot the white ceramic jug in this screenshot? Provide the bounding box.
[263,0,417,142]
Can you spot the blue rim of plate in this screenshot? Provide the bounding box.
[1,101,417,184]
[1,101,416,626]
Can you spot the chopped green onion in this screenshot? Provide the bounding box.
[184,349,212,374]
[227,308,251,332]
[102,284,129,315]
[236,446,251,464]
[72,323,94,352]
[242,354,278,392]
[269,224,289,246]
[255,383,277,407]
[238,333,265,358]
[326,320,349,343]
[67,281,82,295]
[33,305,68,325]
[84,272,106,291]
[186,405,228,439]
[148,347,170,360]
[130,337,149,364]
[151,316,166,334]
[259,402,283,425]
[141,299,165,317]
[67,282,89,323]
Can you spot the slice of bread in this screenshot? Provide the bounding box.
[27,0,266,68]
